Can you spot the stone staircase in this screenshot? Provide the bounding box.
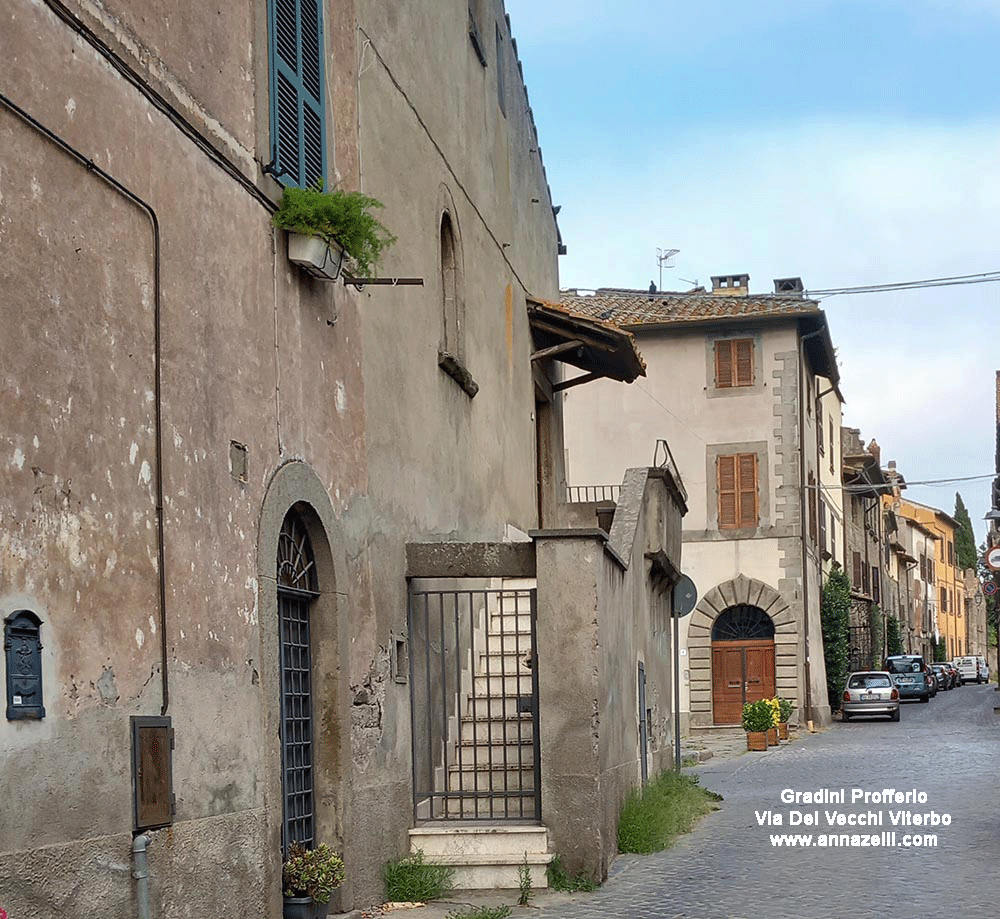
[409,582,550,890]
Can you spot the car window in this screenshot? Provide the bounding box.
[848,675,891,689]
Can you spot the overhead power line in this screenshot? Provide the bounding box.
[805,270,1000,298]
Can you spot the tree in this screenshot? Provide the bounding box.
[934,637,947,663]
[869,604,884,668]
[886,615,903,656]
[977,540,998,631]
[821,564,851,710]
[954,492,978,571]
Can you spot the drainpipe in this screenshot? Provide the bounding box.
[132,833,152,919]
[0,92,170,715]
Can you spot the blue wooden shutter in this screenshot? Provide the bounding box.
[268,0,326,188]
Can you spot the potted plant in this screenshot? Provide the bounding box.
[776,696,794,740]
[282,843,346,919]
[741,699,773,751]
[272,180,397,281]
[765,698,781,745]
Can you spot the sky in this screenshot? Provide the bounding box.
[503,0,999,544]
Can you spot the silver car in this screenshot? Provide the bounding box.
[842,671,900,722]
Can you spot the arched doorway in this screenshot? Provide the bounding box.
[277,510,319,852]
[711,604,776,724]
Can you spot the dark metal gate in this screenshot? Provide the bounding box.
[849,599,874,672]
[279,589,315,850]
[408,585,541,821]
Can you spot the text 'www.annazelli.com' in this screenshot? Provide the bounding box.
[769,832,937,848]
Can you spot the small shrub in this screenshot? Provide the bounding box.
[776,696,794,724]
[740,699,773,733]
[617,771,722,855]
[383,849,454,902]
[446,907,511,919]
[546,855,598,893]
[282,843,345,904]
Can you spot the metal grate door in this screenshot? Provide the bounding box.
[280,589,315,851]
[408,586,541,821]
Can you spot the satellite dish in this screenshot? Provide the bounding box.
[672,574,698,617]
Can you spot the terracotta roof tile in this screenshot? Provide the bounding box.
[558,291,821,326]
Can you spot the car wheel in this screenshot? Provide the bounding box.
[842,710,850,722]
[891,710,900,722]
[921,694,929,703]
[977,677,982,685]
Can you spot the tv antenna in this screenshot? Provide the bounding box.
[656,248,679,292]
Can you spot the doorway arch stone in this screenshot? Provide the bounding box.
[687,575,798,726]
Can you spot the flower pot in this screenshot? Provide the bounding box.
[777,722,789,741]
[287,233,346,281]
[746,731,768,751]
[766,727,778,746]
[283,895,325,919]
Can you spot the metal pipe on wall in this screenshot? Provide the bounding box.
[132,833,152,919]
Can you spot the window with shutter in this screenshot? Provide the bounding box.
[808,472,817,542]
[717,453,758,529]
[819,500,827,552]
[852,551,862,588]
[871,566,879,602]
[714,339,754,388]
[267,0,326,189]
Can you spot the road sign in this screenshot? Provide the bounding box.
[986,547,1000,571]
[672,574,698,617]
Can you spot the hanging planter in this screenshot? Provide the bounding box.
[273,180,397,281]
[287,233,346,281]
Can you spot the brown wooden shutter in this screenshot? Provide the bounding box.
[872,566,879,602]
[852,551,862,588]
[734,338,753,386]
[819,500,827,551]
[715,340,734,388]
[718,455,738,527]
[807,473,817,541]
[738,453,759,528]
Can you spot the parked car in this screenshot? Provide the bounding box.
[955,656,981,684]
[976,656,990,683]
[842,671,900,722]
[944,662,961,687]
[884,655,930,702]
[926,667,938,697]
[931,664,951,690]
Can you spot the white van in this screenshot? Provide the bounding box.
[976,656,990,683]
[955,656,981,683]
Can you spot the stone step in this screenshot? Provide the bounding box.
[409,823,549,857]
[460,715,533,743]
[485,634,533,655]
[457,739,534,766]
[478,649,533,672]
[469,695,534,719]
[438,796,538,820]
[428,853,551,890]
[473,674,533,696]
[488,612,532,634]
[446,764,535,794]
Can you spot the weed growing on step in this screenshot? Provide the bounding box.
[382,849,454,902]
[616,771,723,854]
[517,853,532,906]
[546,855,598,892]
[446,906,511,919]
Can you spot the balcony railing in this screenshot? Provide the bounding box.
[565,484,620,504]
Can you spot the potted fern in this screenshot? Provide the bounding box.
[272,180,397,281]
[282,843,345,919]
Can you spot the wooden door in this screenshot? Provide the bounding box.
[711,639,776,724]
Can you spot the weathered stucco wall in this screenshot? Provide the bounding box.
[2,0,563,914]
[535,468,684,882]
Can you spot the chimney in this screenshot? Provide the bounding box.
[774,277,804,296]
[710,273,749,296]
[867,438,880,464]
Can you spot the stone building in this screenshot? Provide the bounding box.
[1,0,685,915]
[559,276,841,729]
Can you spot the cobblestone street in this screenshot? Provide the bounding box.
[414,683,1000,919]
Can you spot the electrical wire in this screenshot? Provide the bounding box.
[806,270,1000,298]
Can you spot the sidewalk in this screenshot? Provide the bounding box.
[344,726,809,919]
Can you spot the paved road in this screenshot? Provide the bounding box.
[526,682,1000,918]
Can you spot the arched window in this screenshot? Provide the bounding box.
[278,511,319,851]
[5,610,45,720]
[440,213,462,360]
[711,605,775,642]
